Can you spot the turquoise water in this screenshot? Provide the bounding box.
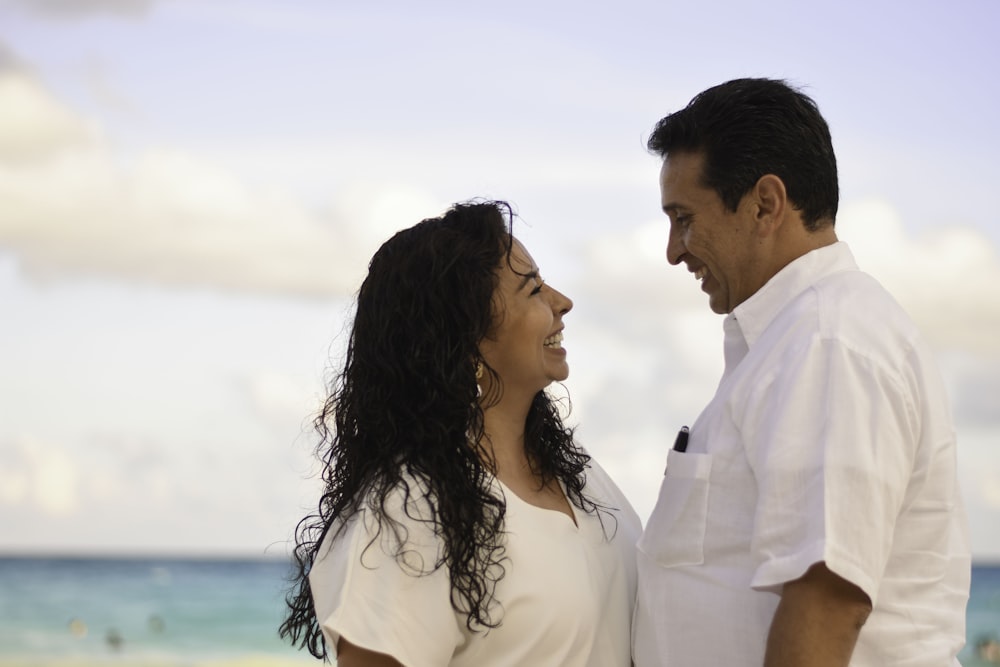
[965,564,1000,666]
[0,556,997,664]
[0,556,312,663]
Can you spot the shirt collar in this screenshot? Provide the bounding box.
[727,241,858,349]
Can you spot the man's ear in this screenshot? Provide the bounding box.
[750,174,788,238]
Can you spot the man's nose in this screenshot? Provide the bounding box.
[666,226,685,265]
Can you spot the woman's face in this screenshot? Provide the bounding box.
[479,238,573,399]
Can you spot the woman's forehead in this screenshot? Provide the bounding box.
[508,238,537,272]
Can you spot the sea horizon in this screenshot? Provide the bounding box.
[0,553,315,666]
[1,554,998,666]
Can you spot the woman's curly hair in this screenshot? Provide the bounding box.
[279,200,601,660]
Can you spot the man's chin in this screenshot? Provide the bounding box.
[707,296,729,315]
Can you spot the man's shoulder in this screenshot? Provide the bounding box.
[812,268,915,328]
[802,267,930,367]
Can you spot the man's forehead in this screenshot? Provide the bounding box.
[660,152,712,207]
[661,151,704,182]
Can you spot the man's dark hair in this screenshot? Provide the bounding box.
[647,78,838,230]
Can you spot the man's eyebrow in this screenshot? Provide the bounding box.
[517,270,540,291]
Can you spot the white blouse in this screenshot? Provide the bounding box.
[310,460,640,667]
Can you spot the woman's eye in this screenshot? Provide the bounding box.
[530,280,545,296]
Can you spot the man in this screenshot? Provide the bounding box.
[632,78,970,667]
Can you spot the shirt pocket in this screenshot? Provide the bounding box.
[637,450,712,567]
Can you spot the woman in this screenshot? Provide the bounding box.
[280,200,639,666]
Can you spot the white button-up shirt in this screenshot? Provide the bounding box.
[633,242,970,666]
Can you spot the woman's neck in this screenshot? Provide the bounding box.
[480,393,532,478]
[480,392,576,524]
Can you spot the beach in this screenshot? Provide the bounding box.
[1,555,997,666]
[0,658,315,667]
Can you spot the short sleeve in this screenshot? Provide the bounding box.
[743,337,916,603]
[308,482,464,667]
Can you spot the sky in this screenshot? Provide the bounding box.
[1,0,998,559]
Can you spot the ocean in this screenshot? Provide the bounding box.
[0,556,997,666]
[0,556,314,666]
[967,564,1000,666]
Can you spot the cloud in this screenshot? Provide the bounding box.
[0,423,318,553]
[0,0,156,19]
[0,148,343,296]
[947,358,1000,429]
[0,41,24,71]
[239,371,325,439]
[0,69,442,298]
[0,436,80,516]
[956,429,1000,555]
[0,432,176,517]
[0,70,94,162]
[0,442,29,505]
[839,198,1000,357]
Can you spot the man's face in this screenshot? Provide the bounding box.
[659,151,765,314]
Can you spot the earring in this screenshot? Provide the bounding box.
[475,362,484,397]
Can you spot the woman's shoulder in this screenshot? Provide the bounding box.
[366,469,436,522]
[314,469,444,578]
[581,455,641,526]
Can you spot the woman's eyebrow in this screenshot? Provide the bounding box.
[517,270,540,291]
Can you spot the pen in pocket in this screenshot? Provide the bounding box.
[673,426,689,453]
